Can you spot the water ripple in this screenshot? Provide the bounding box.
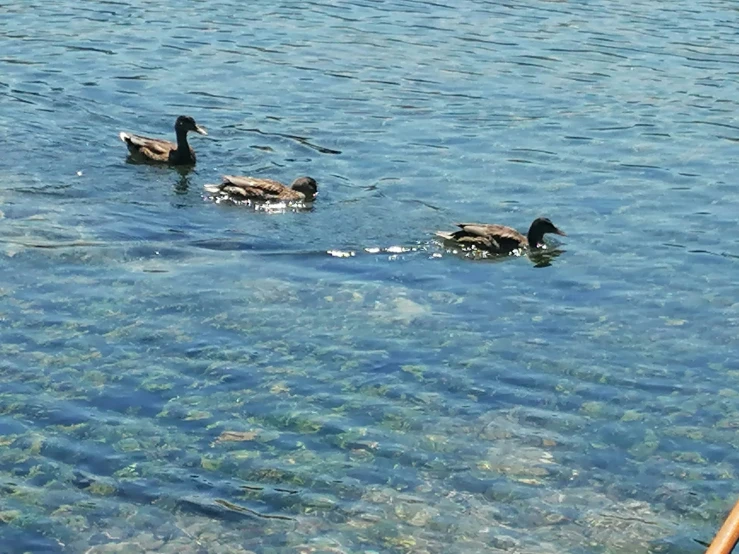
[2,0,739,552]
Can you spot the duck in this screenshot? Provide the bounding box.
[436,217,565,254]
[204,175,318,203]
[119,115,207,165]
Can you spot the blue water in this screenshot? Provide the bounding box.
[2,1,739,552]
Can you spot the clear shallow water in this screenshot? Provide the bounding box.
[1,0,739,552]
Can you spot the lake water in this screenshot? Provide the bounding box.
[1,0,738,552]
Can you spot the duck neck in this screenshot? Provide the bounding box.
[527,228,544,248]
[174,128,190,155]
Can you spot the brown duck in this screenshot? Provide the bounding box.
[436,217,566,254]
[204,175,318,202]
[119,115,207,165]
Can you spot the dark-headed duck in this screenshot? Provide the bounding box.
[119,115,207,165]
[436,217,565,254]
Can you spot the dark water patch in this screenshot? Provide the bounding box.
[618,163,665,170]
[0,527,66,554]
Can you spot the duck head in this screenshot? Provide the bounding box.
[291,176,318,201]
[528,217,566,248]
[175,115,207,136]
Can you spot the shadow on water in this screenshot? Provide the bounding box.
[529,247,566,268]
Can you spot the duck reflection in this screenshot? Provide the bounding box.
[528,247,565,268]
[173,167,192,194]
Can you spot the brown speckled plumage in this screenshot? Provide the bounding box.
[436,217,566,254]
[204,175,318,203]
[119,115,207,165]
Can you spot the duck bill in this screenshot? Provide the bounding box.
[195,125,208,136]
[554,228,566,236]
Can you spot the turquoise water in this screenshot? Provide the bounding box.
[2,0,739,552]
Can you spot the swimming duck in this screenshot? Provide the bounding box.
[436,217,565,254]
[204,175,318,203]
[119,115,207,165]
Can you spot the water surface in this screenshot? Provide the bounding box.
[2,1,739,552]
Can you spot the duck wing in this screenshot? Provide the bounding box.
[435,231,499,251]
[435,224,496,251]
[457,223,525,241]
[456,223,527,252]
[119,132,176,162]
[223,176,286,194]
[213,176,302,201]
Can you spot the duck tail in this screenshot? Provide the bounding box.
[435,231,455,241]
[118,132,131,143]
[203,184,222,193]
